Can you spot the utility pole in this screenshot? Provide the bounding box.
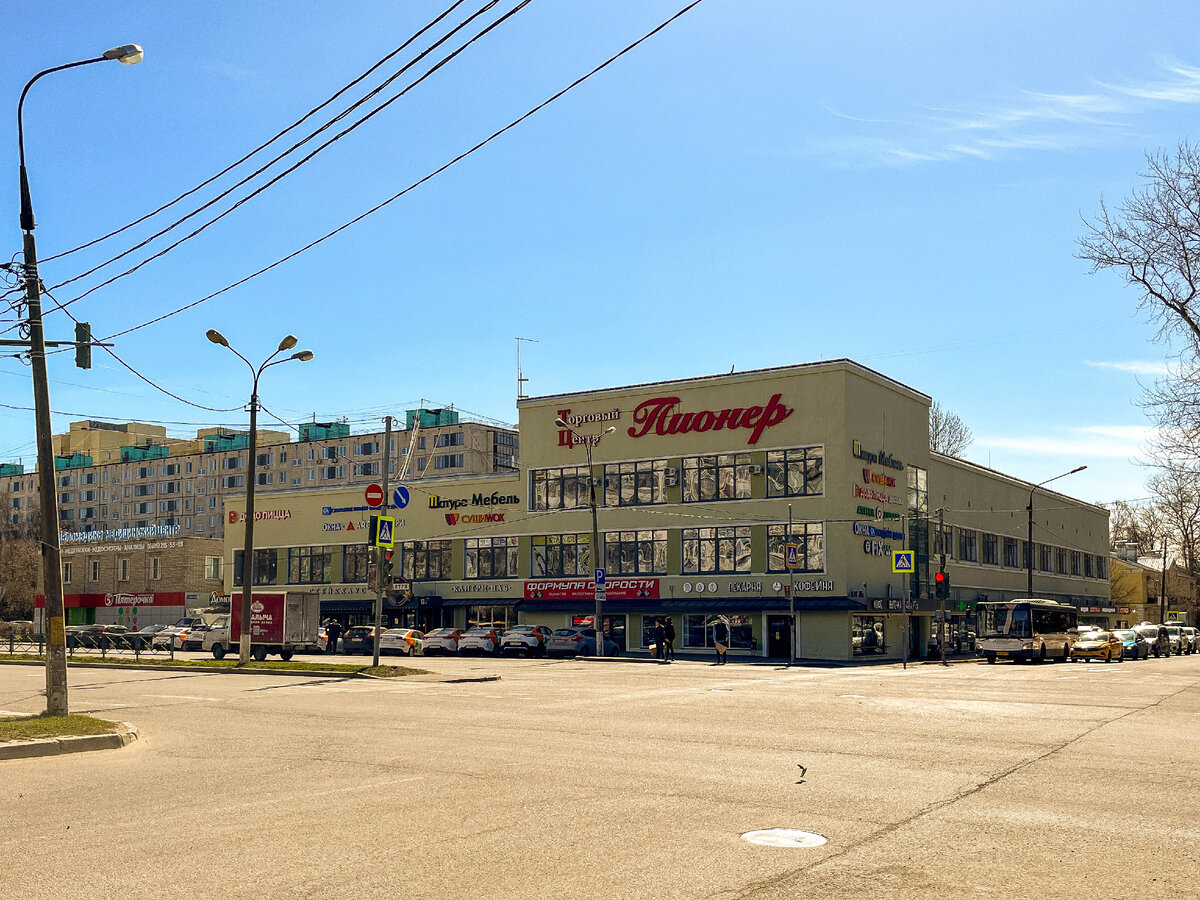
[938,507,947,667]
[788,504,796,666]
[372,415,393,667]
[1160,540,1168,625]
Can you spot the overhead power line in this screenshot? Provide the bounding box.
[41,0,475,266]
[95,0,708,344]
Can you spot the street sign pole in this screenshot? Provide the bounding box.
[372,415,392,667]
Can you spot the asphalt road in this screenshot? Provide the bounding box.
[2,653,1198,899]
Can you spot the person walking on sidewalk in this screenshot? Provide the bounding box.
[653,618,666,662]
[712,617,729,665]
[663,617,676,662]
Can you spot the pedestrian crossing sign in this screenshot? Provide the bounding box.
[370,515,395,549]
[891,550,915,573]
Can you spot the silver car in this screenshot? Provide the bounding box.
[546,627,620,658]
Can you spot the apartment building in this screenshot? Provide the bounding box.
[1,408,519,543]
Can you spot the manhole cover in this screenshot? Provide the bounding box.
[741,828,827,848]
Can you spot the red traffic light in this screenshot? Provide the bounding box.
[934,571,946,583]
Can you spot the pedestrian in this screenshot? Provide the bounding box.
[712,617,729,665]
[663,617,676,662]
[325,619,341,654]
[654,617,666,662]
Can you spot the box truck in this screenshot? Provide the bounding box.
[205,592,321,661]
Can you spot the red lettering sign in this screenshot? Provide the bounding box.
[626,394,792,445]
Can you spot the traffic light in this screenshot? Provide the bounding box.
[934,569,950,599]
[381,548,395,578]
[74,321,91,369]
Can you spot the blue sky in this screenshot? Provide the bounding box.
[3,1,1197,507]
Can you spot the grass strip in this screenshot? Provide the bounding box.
[0,713,118,743]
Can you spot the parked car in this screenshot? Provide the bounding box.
[340,626,379,654]
[125,624,169,651]
[1134,623,1171,658]
[1163,624,1188,655]
[1179,625,1198,654]
[501,624,554,657]
[421,628,463,655]
[154,617,205,651]
[546,627,620,658]
[64,624,93,648]
[458,625,505,656]
[1069,630,1124,663]
[379,628,423,656]
[1112,629,1149,660]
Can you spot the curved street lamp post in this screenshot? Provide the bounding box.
[17,45,144,716]
[1026,465,1087,597]
[555,418,615,657]
[207,330,313,664]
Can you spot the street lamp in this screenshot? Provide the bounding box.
[1026,465,1086,596]
[555,418,615,657]
[16,44,144,716]
[207,329,313,664]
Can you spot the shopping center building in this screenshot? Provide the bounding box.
[222,359,1111,662]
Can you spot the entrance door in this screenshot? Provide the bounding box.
[767,615,792,657]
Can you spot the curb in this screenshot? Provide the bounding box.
[0,721,138,761]
[0,659,362,679]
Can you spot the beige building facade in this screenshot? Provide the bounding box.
[222,360,1111,663]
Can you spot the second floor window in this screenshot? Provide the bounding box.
[464,537,519,579]
[531,534,590,578]
[682,526,751,574]
[288,546,331,584]
[531,466,591,511]
[604,530,667,575]
[765,447,824,498]
[767,522,825,573]
[401,540,452,581]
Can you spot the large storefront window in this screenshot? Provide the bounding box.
[530,466,591,511]
[681,526,751,574]
[232,548,278,586]
[766,522,824,573]
[603,459,669,507]
[343,544,369,583]
[682,453,752,502]
[401,540,452,580]
[465,537,519,578]
[287,546,331,584]
[765,446,824,498]
[531,533,590,577]
[680,614,753,650]
[853,615,886,655]
[605,530,667,575]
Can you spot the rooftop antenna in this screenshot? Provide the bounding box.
[516,336,538,402]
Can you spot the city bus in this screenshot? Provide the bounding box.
[976,598,1077,664]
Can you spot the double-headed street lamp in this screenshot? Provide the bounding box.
[17,44,144,716]
[555,418,615,657]
[207,330,313,664]
[1026,465,1087,596]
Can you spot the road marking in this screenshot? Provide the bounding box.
[144,694,224,702]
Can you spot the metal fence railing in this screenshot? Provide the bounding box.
[2,631,178,661]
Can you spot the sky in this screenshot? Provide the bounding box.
[2,0,1198,509]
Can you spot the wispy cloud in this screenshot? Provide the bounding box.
[974,424,1154,459]
[815,59,1200,166]
[1086,359,1171,376]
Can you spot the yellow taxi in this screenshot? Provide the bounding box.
[1069,630,1124,663]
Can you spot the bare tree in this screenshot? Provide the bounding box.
[929,401,973,456]
[1079,143,1200,355]
[1148,466,1200,576]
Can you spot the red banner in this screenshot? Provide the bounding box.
[524,579,659,601]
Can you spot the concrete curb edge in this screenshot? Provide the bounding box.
[0,721,138,761]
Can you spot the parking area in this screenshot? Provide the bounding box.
[2,651,1198,899]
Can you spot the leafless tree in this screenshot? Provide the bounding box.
[1079,143,1200,355]
[1148,466,1200,576]
[929,401,973,456]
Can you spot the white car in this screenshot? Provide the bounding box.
[457,625,504,656]
[421,628,462,655]
[500,625,553,657]
[379,628,423,656]
[153,617,204,651]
